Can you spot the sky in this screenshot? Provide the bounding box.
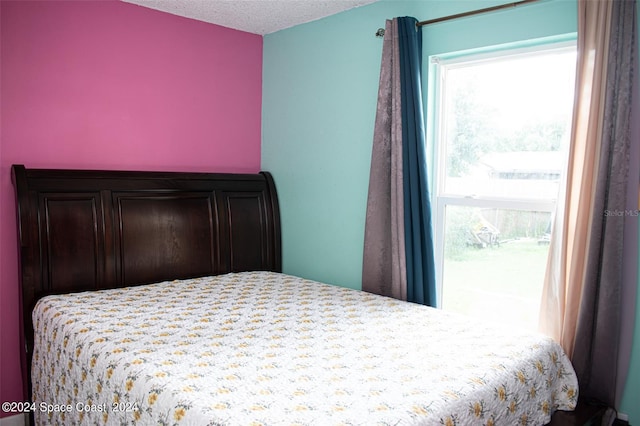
[447,46,577,133]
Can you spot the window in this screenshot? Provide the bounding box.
[430,41,576,330]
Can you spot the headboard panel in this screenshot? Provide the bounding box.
[113,191,219,285]
[12,164,281,399]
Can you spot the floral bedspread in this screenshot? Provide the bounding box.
[32,271,578,425]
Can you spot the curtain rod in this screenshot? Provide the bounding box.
[375,0,539,37]
[417,0,539,27]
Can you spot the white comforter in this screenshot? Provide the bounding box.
[32,271,578,425]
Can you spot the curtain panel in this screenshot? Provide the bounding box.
[538,0,613,357]
[539,0,638,411]
[363,17,436,307]
[571,0,638,409]
[362,18,407,301]
[398,18,437,307]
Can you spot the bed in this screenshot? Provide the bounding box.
[12,164,578,425]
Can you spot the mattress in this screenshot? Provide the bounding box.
[32,271,578,425]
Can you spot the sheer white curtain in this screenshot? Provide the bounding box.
[539,0,612,358]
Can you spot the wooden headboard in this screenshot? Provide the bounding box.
[11,164,281,400]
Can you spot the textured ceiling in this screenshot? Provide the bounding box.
[122,0,380,35]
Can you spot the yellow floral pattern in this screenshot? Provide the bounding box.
[32,272,578,425]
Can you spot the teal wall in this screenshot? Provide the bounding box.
[262,0,577,289]
[263,0,423,288]
[621,236,640,422]
[262,1,638,421]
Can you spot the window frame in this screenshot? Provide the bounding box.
[427,39,577,307]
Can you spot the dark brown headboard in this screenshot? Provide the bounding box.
[12,164,281,400]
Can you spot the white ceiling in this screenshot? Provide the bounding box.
[122,0,380,35]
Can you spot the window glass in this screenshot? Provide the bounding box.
[432,43,576,330]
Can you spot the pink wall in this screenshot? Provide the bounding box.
[0,0,263,410]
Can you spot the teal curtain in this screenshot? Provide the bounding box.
[397,17,436,306]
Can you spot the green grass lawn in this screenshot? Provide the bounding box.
[441,238,550,330]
